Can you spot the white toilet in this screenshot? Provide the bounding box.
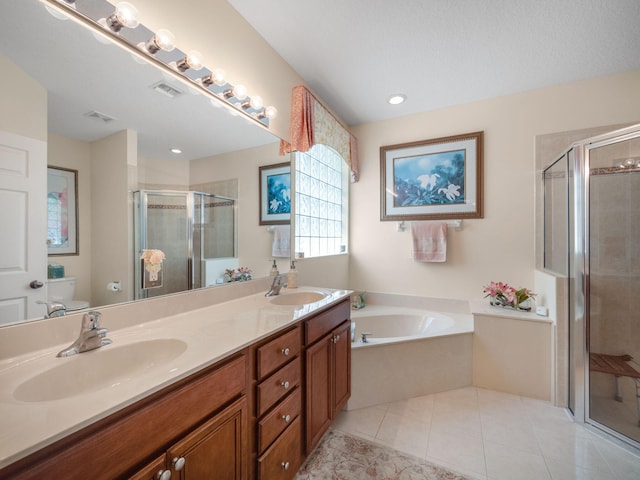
[46,276,90,312]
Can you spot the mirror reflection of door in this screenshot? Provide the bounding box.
[588,135,640,444]
[0,130,47,325]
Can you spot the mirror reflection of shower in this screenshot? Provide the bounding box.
[133,190,237,300]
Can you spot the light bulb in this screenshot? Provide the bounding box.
[225,84,247,100]
[211,69,226,86]
[200,69,226,88]
[243,96,263,110]
[145,29,175,54]
[232,84,248,100]
[176,50,203,72]
[105,2,140,32]
[264,106,277,119]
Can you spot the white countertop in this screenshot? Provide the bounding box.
[0,287,350,469]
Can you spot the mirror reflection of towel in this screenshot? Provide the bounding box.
[411,222,447,262]
[272,225,290,258]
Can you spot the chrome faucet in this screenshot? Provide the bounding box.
[57,311,112,357]
[265,273,288,297]
[37,300,67,319]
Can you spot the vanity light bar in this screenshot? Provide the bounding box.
[47,0,277,127]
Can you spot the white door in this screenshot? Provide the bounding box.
[0,130,47,325]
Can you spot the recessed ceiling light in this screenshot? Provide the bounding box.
[170,148,182,154]
[387,94,406,105]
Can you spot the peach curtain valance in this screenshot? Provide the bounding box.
[280,85,359,182]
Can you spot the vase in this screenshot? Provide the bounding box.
[516,298,532,311]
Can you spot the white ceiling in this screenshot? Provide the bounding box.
[229,0,640,126]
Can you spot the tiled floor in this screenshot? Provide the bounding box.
[332,387,640,480]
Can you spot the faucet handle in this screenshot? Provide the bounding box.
[81,310,103,330]
[36,300,67,318]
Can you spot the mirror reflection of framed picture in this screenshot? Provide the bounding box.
[47,166,78,256]
[259,162,291,225]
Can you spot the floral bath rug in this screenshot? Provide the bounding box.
[295,429,471,480]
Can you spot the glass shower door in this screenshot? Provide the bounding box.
[135,191,190,299]
[587,134,640,444]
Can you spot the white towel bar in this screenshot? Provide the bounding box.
[397,219,462,232]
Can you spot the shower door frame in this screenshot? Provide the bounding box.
[134,189,237,300]
[570,124,640,448]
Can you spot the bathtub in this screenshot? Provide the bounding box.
[347,298,474,410]
[351,307,459,346]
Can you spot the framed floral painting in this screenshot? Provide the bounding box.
[47,166,78,255]
[380,131,483,221]
[259,162,291,225]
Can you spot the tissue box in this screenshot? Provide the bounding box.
[48,263,65,279]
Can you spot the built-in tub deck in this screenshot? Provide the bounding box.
[347,297,474,410]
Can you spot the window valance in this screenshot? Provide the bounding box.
[280,85,359,182]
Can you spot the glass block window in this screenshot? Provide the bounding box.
[294,144,349,258]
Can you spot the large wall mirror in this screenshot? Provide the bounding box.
[0,0,290,326]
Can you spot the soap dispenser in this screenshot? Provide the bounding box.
[270,259,279,276]
[287,261,298,289]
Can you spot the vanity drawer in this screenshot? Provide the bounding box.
[257,357,301,416]
[305,299,350,345]
[256,325,301,381]
[258,387,301,453]
[258,416,302,480]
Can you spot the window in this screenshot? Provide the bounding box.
[294,144,349,258]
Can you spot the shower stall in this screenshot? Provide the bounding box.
[543,124,640,448]
[133,190,236,300]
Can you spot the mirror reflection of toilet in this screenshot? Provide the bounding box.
[46,277,89,312]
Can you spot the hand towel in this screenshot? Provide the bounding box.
[411,221,447,262]
[271,225,291,258]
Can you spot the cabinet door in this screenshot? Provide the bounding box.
[332,321,351,414]
[305,334,332,451]
[129,455,171,480]
[168,397,247,480]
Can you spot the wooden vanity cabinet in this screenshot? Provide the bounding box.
[304,300,351,452]
[1,354,248,480]
[132,397,248,480]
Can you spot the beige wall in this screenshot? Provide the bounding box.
[350,70,640,300]
[47,134,92,304]
[90,131,136,307]
[0,54,46,141]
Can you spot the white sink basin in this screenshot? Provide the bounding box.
[14,339,187,403]
[269,291,328,306]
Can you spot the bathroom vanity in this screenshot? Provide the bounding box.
[0,286,351,479]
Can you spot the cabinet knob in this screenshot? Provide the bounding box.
[282,414,291,423]
[281,380,290,390]
[281,347,290,356]
[281,461,290,470]
[172,456,186,471]
[156,470,172,480]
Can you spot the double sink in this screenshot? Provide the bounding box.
[10,288,330,404]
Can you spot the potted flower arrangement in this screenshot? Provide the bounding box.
[224,267,253,283]
[483,281,536,311]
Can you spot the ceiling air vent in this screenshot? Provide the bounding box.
[151,81,184,98]
[84,110,117,123]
